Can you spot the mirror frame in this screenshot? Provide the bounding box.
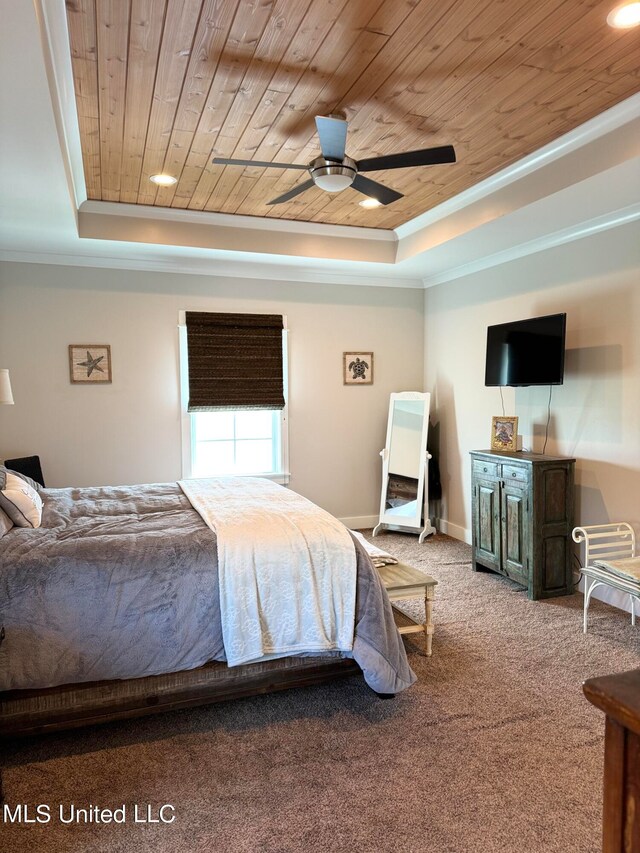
[373,391,435,543]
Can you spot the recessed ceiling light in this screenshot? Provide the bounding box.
[358,197,382,209]
[607,1,640,27]
[150,174,178,186]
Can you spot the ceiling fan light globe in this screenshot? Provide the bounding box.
[310,157,357,193]
[313,173,354,192]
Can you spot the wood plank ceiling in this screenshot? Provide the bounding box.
[66,0,640,229]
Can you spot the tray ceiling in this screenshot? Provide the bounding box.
[65,0,640,229]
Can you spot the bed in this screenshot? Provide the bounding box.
[0,478,416,736]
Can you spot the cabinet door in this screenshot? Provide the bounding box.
[501,484,528,582]
[473,478,501,570]
[532,462,574,598]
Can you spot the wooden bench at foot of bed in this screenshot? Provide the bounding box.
[0,656,360,737]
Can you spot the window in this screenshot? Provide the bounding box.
[179,314,289,483]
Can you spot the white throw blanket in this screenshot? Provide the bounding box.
[349,530,399,568]
[179,477,357,667]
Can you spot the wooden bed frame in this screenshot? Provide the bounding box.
[0,655,361,738]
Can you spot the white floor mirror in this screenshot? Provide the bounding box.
[373,391,435,544]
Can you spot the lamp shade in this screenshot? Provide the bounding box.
[0,369,14,405]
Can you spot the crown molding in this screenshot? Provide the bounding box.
[80,200,395,242]
[396,93,640,241]
[421,204,640,288]
[78,202,397,264]
[34,0,86,213]
[6,199,633,290]
[0,249,422,289]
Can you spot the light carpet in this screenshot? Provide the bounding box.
[2,532,639,853]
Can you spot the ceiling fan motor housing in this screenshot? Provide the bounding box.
[310,156,357,192]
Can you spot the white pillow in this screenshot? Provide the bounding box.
[0,507,13,537]
[0,470,43,528]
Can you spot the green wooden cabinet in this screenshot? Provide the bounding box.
[471,450,575,600]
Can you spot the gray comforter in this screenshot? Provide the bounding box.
[0,483,416,695]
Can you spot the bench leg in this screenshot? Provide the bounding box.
[631,594,637,627]
[583,576,596,634]
[424,586,435,656]
[583,577,589,633]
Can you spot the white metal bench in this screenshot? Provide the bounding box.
[572,523,639,634]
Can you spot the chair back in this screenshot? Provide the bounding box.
[572,523,635,566]
[3,455,45,488]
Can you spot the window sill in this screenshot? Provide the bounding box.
[184,472,291,485]
[257,471,290,485]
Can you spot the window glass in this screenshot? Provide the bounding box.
[192,439,236,477]
[234,438,273,473]
[235,409,273,440]
[191,410,280,477]
[193,411,235,441]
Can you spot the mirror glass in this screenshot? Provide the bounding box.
[374,391,434,541]
[384,400,425,520]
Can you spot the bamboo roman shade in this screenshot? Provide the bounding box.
[185,312,285,411]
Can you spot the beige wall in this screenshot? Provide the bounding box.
[0,262,424,523]
[424,222,640,556]
[2,219,637,540]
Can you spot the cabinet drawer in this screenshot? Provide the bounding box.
[502,464,528,484]
[473,460,499,478]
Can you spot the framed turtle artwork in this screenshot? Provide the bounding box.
[343,352,373,385]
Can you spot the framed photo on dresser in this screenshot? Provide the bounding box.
[490,416,518,452]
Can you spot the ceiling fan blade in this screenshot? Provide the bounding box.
[267,179,316,205]
[357,145,456,172]
[315,116,348,161]
[351,175,403,205]
[212,157,308,170]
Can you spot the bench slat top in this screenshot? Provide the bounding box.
[377,562,437,591]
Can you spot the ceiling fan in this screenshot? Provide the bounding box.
[212,115,456,206]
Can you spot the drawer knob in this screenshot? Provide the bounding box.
[512,472,517,477]
[483,467,488,472]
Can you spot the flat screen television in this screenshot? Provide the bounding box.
[485,313,566,387]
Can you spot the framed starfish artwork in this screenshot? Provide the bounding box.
[69,345,112,384]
